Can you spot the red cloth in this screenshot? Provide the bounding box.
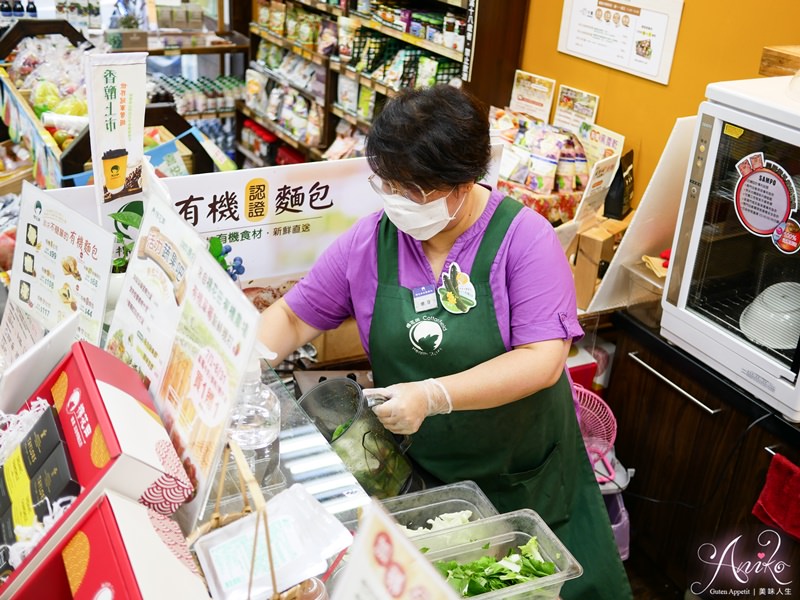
[752,453,800,542]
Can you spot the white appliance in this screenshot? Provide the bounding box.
[661,75,800,422]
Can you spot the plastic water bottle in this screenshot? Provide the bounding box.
[227,358,281,485]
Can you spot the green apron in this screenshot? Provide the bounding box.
[368,198,632,600]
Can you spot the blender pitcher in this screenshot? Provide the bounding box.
[297,378,413,499]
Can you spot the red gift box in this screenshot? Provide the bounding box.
[24,341,192,516]
[6,491,206,600]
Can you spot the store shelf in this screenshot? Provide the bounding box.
[235,143,266,167]
[111,30,250,56]
[289,0,345,17]
[249,60,324,106]
[182,109,236,121]
[329,59,396,98]
[249,23,330,66]
[347,13,464,63]
[329,103,371,129]
[239,101,324,159]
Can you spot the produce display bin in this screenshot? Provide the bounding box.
[411,509,583,600]
[338,479,498,532]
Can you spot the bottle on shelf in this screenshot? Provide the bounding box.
[227,356,281,486]
[11,0,23,17]
[0,0,11,17]
[24,0,34,17]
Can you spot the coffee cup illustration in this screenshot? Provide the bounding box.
[102,148,128,194]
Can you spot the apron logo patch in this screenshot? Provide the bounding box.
[407,316,446,356]
[438,261,476,314]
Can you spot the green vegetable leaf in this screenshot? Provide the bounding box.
[109,210,142,229]
[433,536,556,597]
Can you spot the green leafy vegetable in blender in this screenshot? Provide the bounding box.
[331,418,353,441]
[434,536,556,597]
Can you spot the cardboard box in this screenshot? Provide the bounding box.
[25,341,192,516]
[3,491,206,600]
[573,212,634,310]
[310,317,367,366]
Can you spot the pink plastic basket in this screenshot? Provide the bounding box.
[573,384,617,484]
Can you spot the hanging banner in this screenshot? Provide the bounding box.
[10,182,114,345]
[47,157,383,283]
[557,0,684,85]
[84,52,148,221]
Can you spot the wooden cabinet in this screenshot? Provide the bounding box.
[606,312,800,593]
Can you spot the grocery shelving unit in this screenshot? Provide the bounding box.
[237,0,528,165]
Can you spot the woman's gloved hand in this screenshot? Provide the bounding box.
[367,378,452,435]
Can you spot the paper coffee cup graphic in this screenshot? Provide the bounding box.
[102,148,128,194]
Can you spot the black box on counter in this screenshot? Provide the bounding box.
[30,442,80,522]
[0,507,13,545]
[20,406,65,476]
[0,442,79,544]
[0,407,67,515]
[0,469,10,516]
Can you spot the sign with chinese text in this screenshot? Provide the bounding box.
[104,187,206,391]
[331,500,460,600]
[10,182,114,344]
[557,0,684,85]
[576,120,626,168]
[509,70,557,123]
[84,52,148,217]
[152,249,259,534]
[552,84,600,134]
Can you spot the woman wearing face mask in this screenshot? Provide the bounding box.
[257,84,632,600]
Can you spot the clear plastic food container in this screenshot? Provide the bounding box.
[411,509,583,600]
[338,480,498,532]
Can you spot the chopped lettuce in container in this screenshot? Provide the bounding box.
[433,537,558,598]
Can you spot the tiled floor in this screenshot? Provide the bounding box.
[624,546,684,599]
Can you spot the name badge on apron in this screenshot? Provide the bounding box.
[438,261,476,314]
[412,284,437,312]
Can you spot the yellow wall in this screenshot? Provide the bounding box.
[521,0,800,206]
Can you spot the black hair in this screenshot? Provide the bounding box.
[365,84,491,191]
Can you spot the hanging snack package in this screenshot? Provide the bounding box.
[305,104,323,147]
[298,12,320,51]
[415,55,438,89]
[265,85,284,121]
[337,17,358,63]
[572,136,590,191]
[555,139,576,193]
[356,85,376,121]
[268,0,286,37]
[317,19,338,56]
[337,76,359,114]
[284,4,299,42]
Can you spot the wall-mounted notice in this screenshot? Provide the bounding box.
[557,0,684,85]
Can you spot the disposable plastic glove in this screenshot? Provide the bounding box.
[368,378,452,435]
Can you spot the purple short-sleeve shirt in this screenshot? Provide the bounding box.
[284,189,583,359]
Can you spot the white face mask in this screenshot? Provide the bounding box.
[379,189,466,241]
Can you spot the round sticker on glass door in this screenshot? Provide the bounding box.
[775,218,800,254]
[734,155,796,236]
